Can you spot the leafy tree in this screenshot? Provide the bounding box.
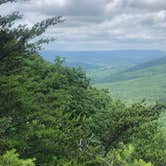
[0,54,107,165]
[105,143,153,166]
[0,0,166,166]
[0,0,62,76]
[93,101,165,156]
[134,124,166,166]
[0,149,35,166]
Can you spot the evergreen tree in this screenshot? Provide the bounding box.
[0,1,166,166]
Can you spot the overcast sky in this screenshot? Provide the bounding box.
[1,0,166,51]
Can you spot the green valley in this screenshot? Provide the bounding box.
[94,56,166,104]
[42,51,166,104]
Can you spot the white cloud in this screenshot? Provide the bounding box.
[1,0,166,50]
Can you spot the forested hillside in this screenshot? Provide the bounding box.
[1,1,166,166]
[95,56,166,103]
[41,50,165,73]
[41,50,166,103]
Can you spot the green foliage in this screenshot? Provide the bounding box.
[94,59,166,104]
[0,0,63,62]
[0,1,166,165]
[106,144,153,166]
[0,53,165,165]
[0,149,35,166]
[0,55,105,165]
[93,101,164,155]
[134,125,166,166]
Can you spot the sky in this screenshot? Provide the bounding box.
[1,0,166,51]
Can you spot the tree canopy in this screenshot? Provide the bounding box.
[0,1,166,165]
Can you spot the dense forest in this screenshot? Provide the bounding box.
[41,50,166,104]
[0,1,166,165]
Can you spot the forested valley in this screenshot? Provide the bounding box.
[0,1,166,165]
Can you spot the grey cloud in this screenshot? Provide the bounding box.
[20,0,107,16]
[131,0,166,11]
[1,0,166,50]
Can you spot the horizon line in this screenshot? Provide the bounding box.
[40,49,166,52]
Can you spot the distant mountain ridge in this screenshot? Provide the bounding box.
[41,49,166,64]
[97,55,166,83]
[127,56,166,72]
[40,49,166,103]
[94,55,166,103]
[41,49,166,72]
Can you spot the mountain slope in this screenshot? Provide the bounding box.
[41,50,166,103]
[96,56,166,84]
[41,50,165,71]
[94,56,166,103]
[126,56,166,72]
